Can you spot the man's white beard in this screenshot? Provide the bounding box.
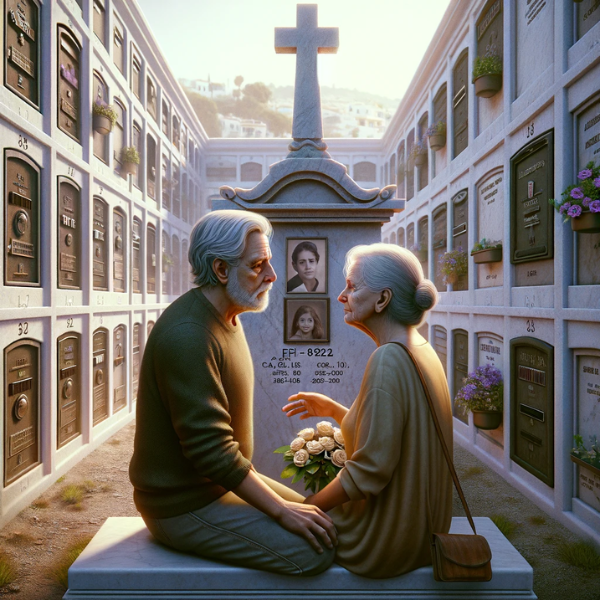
[226,267,271,312]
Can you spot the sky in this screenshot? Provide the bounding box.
[135,0,452,102]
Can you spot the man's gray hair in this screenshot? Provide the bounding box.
[188,210,273,287]
[344,243,438,326]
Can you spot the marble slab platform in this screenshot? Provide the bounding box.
[63,517,536,599]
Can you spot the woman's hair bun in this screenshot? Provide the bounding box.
[414,279,438,312]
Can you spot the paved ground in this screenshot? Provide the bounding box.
[0,421,598,599]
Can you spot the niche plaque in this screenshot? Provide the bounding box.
[132,218,141,293]
[57,332,81,447]
[5,0,40,108]
[58,177,81,289]
[132,323,141,401]
[147,224,156,293]
[453,329,469,424]
[4,339,40,486]
[432,205,447,291]
[452,190,468,291]
[113,209,126,293]
[92,328,108,425]
[57,25,81,142]
[4,149,40,286]
[113,325,126,413]
[93,197,108,290]
[510,336,554,487]
[432,325,447,374]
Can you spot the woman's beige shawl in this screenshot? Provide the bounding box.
[331,341,453,578]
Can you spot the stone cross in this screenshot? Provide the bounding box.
[275,4,338,141]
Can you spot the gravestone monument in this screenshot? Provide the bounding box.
[215,4,404,483]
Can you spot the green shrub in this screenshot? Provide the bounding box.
[120,146,140,165]
[92,101,118,126]
[491,514,518,537]
[557,541,600,572]
[472,54,502,81]
[61,484,83,506]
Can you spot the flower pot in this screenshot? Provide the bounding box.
[414,153,427,167]
[471,247,502,264]
[444,272,458,285]
[472,410,502,430]
[121,161,138,176]
[474,74,502,98]
[429,133,446,152]
[93,114,113,135]
[570,211,600,233]
[571,455,600,512]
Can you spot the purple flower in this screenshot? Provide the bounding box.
[559,202,571,214]
[568,205,582,218]
[590,200,600,213]
[583,197,592,208]
[578,169,593,180]
[594,178,600,188]
[571,188,584,200]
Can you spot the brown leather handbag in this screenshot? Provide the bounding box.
[392,342,493,582]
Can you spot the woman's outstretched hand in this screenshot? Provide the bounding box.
[283,392,348,425]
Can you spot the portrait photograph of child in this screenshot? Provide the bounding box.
[286,238,327,294]
[284,298,330,344]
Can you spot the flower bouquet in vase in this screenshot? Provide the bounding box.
[438,247,467,286]
[275,421,347,493]
[455,365,503,430]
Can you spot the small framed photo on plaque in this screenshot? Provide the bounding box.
[284,298,330,344]
[286,238,327,294]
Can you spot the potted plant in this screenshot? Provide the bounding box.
[471,239,502,264]
[410,242,428,263]
[472,54,503,98]
[455,365,504,430]
[571,434,600,510]
[120,146,140,176]
[92,100,118,135]
[438,247,467,285]
[162,251,173,273]
[426,120,447,151]
[549,161,600,233]
[409,140,428,167]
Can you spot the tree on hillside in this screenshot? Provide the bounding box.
[185,90,221,137]
[243,82,272,104]
[233,75,244,99]
[263,111,291,137]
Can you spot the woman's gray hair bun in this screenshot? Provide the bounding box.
[415,280,437,311]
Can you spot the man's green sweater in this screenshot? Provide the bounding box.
[129,288,254,519]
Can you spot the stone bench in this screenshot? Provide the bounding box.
[63,516,536,599]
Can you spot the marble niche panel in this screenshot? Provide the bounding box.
[576,98,600,286]
[515,0,553,98]
[477,171,504,289]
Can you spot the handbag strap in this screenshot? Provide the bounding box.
[390,342,478,536]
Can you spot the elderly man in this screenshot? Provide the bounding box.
[129,210,336,575]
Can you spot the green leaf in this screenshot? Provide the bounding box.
[283,450,295,459]
[280,464,299,479]
[305,463,321,474]
[291,468,305,484]
[274,445,291,454]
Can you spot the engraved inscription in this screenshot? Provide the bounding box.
[10,239,35,257]
[8,46,34,76]
[9,425,34,456]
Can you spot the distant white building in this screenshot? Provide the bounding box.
[241,119,267,138]
[218,114,242,137]
[180,78,230,99]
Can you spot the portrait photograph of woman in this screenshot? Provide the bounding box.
[286,238,327,294]
[284,299,329,344]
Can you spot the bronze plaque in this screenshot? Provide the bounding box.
[93,0,105,44]
[477,0,503,62]
[172,235,180,296]
[433,84,447,128]
[510,131,554,264]
[132,217,141,293]
[147,134,156,199]
[452,190,468,291]
[510,337,554,487]
[432,204,447,291]
[4,339,40,486]
[58,177,81,289]
[577,0,600,41]
[417,216,429,278]
[147,76,157,121]
[113,209,126,292]
[453,50,469,158]
[132,323,141,401]
[132,53,141,99]
[5,0,40,108]
[93,197,108,290]
[147,223,156,293]
[92,328,108,426]
[406,130,414,201]
[433,325,447,375]
[4,149,40,286]
[57,332,81,447]
[452,329,469,424]
[57,25,81,142]
[113,21,124,73]
[113,325,126,413]
[406,222,415,251]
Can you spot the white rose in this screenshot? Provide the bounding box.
[297,428,315,441]
[317,421,335,437]
[290,437,306,452]
[306,440,324,455]
[319,436,335,451]
[333,427,345,447]
[293,449,309,467]
[331,449,347,468]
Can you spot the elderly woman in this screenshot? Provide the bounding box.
[283,243,453,578]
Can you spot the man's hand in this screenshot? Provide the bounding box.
[274,501,338,554]
[282,392,348,424]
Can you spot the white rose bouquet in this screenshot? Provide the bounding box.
[274,423,347,493]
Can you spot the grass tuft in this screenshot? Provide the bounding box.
[56,476,65,484]
[48,536,93,588]
[0,553,17,586]
[61,485,84,506]
[529,515,546,526]
[108,438,121,445]
[491,514,518,537]
[31,499,49,509]
[557,541,600,572]
[81,480,97,493]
